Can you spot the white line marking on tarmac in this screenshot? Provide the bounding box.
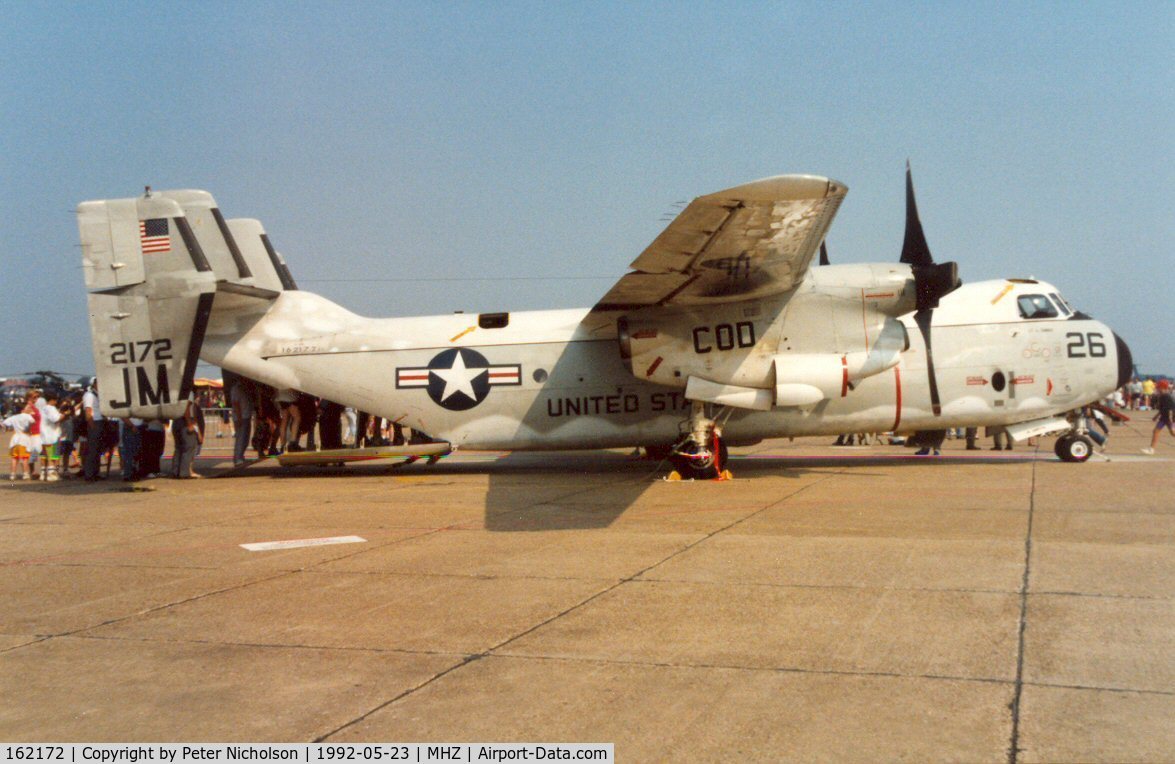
[240,535,367,552]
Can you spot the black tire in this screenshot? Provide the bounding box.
[1054,436,1069,459]
[1057,434,1093,463]
[668,438,728,480]
[643,444,674,461]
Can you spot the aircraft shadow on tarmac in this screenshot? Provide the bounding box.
[451,449,1042,531]
[258,450,834,532]
[474,452,912,531]
[247,450,818,531]
[17,448,1050,523]
[473,448,1050,531]
[264,450,669,532]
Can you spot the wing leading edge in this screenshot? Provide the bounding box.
[594,174,847,311]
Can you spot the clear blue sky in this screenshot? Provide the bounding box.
[2,1,1171,377]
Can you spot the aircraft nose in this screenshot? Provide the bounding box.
[1113,331,1133,390]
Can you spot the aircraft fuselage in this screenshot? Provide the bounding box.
[202,272,1127,451]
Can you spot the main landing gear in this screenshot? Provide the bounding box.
[667,401,731,480]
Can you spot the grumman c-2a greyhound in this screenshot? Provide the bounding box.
[77,169,1132,478]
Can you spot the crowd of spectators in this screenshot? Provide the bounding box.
[222,372,427,468]
[2,385,90,480]
[1,372,432,482]
[1119,376,1169,412]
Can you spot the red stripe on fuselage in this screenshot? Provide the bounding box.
[892,365,903,432]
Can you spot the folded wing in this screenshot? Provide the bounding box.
[594,174,847,310]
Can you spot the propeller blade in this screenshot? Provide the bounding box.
[913,308,943,416]
[900,163,934,267]
[899,165,961,310]
[898,165,955,417]
[819,241,830,266]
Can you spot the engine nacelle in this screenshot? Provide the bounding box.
[771,315,907,405]
[618,304,778,391]
[807,263,919,318]
[616,270,913,410]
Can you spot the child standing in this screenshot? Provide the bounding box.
[3,396,42,481]
[36,392,63,481]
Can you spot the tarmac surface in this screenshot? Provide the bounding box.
[1,422,1172,762]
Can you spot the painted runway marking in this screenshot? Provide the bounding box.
[240,535,367,552]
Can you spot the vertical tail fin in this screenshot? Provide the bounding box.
[79,188,302,417]
[154,190,296,294]
[223,217,298,292]
[79,192,217,418]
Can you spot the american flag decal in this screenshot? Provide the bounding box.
[140,218,170,253]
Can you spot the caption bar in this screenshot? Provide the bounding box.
[1,746,613,764]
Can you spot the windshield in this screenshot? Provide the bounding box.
[1018,294,1058,319]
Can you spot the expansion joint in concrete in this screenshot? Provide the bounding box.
[1007,451,1039,764]
[315,471,842,743]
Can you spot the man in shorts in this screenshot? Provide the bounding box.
[275,387,300,453]
[1142,379,1174,455]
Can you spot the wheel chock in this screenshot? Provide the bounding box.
[666,470,683,481]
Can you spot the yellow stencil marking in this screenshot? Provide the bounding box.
[991,283,1014,305]
[450,326,476,343]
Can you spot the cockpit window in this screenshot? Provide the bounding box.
[1018,294,1059,319]
[1049,292,1072,316]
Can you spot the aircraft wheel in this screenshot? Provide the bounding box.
[669,438,728,480]
[1056,434,1093,463]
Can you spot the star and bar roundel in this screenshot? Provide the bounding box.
[395,348,521,411]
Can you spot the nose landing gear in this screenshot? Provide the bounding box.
[1055,433,1094,463]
